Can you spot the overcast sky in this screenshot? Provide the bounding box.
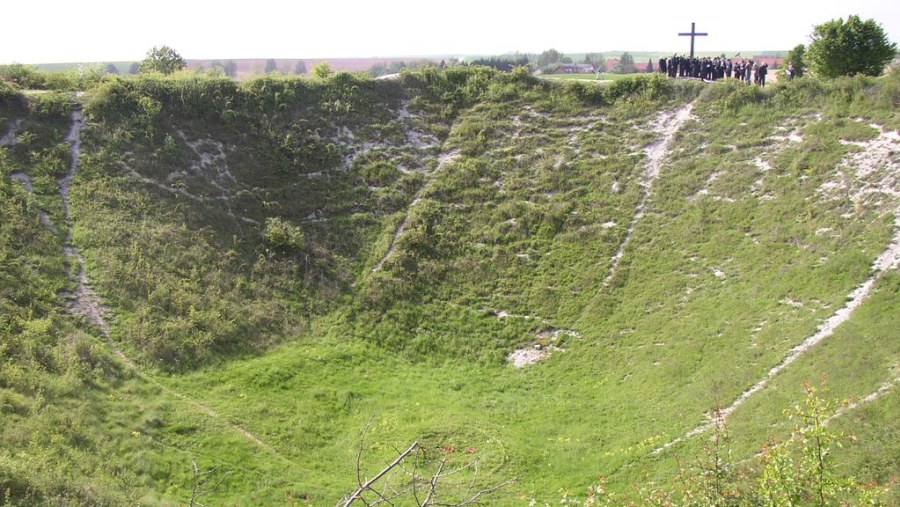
[4,0,898,64]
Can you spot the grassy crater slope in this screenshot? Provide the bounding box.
[1,68,898,504]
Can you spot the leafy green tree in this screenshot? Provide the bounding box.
[312,62,333,79]
[613,52,635,74]
[223,60,237,78]
[103,63,119,75]
[807,15,897,77]
[785,44,806,78]
[294,60,307,75]
[388,61,407,73]
[139,45,186,75]
[368,63,388,77]
[645,58,654,73]
[265,58,278,74]
[537,48,562,68]
[128,62,140,74]
[583,53,607,73]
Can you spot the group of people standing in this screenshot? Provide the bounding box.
[657,56,769,86]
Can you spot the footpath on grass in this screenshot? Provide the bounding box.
[653,119,900,455]
[49,109,301,469]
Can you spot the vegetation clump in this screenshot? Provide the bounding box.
[807,15,897,78]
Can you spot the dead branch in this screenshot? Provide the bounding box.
[188,459,231,507]
[420,458,446,506]
[339,440,420,507]
[340,419,516,506]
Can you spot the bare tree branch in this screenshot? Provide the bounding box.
[189,459,231,507]
[356,416,377,489]
[340,421,514,507]
[421,458,446,505]
[431,478,518,507]
[339,441,420,507]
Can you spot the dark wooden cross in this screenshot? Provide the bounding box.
[678,22,708,60]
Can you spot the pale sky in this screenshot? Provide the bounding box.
[3,0,898,64]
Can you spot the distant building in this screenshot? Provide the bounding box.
[601,59,652,74]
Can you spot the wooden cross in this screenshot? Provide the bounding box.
[678,22,708,60]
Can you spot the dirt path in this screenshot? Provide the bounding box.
[653,123,900,454]
[825,377,900,426]
[56,110,298,468]
[599,103,694,289]
[8,171,58,232]
[654,229,900,454]
[370,149,460,273]
[0,119,23,146]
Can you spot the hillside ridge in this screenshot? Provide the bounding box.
[1,69,898,504]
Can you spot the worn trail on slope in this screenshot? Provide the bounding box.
[653,123,900,455]
[57,110,298,468]
[825,377,900,426]
[370,149,460,273]
[598,103,694,289]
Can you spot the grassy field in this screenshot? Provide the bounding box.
[1,69,898,505]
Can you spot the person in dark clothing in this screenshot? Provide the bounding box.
[757,63,768,86]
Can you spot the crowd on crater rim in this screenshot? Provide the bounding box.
[658,56,770,86]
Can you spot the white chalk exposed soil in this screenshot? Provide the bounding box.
[825,377,900,427]
[57,111,108,330]
[370,149,460,273]
[507,346,557,368]
[8,172,57,232]
[55,111,294,465]
[0,119,23,146]
[600,103,694,289]
[653,122,900,455]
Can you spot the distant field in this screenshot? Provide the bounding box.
[35,61,135,73]
[540,72,640,81]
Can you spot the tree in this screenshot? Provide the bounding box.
[223,60,237,78]
[613,52,635,74]
[807,15,897,78]
[645,58,654,73]
[128,62,140,74]
[594,56,607,73]
[294,60,307,75]
[209,60,228,76]
[140,45,186,75]
[785,44,806,78]
[312,62,333,79]
[537,48,563,68]
[264,58,278,74]
[103,63,119,75]
[388,61,407,73]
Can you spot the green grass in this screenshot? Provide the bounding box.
[1,68,898,505]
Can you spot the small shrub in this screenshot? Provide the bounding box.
[28,92,74,121]
[263,217,307,254]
